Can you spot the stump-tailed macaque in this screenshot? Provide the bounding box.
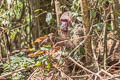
[59,11,84,46]
[60,11,72,32]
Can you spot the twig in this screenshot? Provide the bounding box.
[103,7,112,70]
[101,69,113,77]
[0,42,2,61]
[67,57,107,80]
[54,40,68,47]
[27,67,40,80]
[107,60,120,72]
[94,69,120,80]
[105,75,120,80]
[55,0,62,26]
[69,25,93,56]
[71,74,91,78]
[54,35,91,48]
[68,57,95,74]
[0,65,35,78]
[0,0,4,8]
[94,70,103,80]
[53,64,73,80]
[91,40,99,71]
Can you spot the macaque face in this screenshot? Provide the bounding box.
[60,19,71,32]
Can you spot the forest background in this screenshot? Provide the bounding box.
[0,0,120,80]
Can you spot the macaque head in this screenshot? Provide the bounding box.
[60,18,71,32]
[60,11,72,32]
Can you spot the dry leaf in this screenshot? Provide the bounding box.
[28,53,35,57]
[50,46,61,55]
[28,50,46,57]
[34,35,48,43]
[48,33,54,37]
[34,33,54,43]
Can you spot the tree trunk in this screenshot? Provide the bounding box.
[80,0,92,61]
[111,0,119,31]
[29,0,51,41]
[111,0,120,39]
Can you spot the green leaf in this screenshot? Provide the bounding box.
[91,10,96,18]
[43,45,51,48]
[35,61,42,67]
[10,31,17,39]
[46,12,53,25]
[26,26,30,34]
[34,9,41,12]
[28,48,35,52]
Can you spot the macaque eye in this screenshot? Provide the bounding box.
[61,19,71,25]
[61,19,68,22]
